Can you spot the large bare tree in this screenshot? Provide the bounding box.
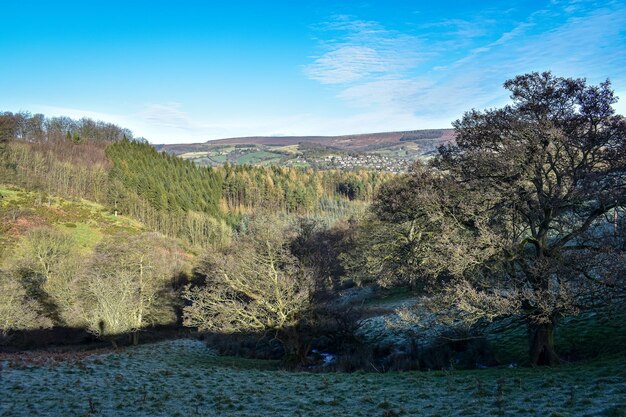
[0,270,53,335]
[12,228,82,326]
[183,216,313,359]
[375,72,626,365]
[83,232,184,345]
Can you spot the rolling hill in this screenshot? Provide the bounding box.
[155,129,455,171]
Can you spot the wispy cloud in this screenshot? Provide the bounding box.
[37,103,228,143]
[138,103,197,130]
[135,103,237,142]
[338,77,430,109]
[303,16,427,85]
[29,2,626,143]
[304,45,391,84]
[304,1,626,128]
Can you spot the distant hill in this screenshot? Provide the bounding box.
[158,129,454,153]
[156,129,455,171]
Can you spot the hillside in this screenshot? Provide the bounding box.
[0,186,144,262]
[160,129,455,151]
[156,129,455,171]
[1,85,625,398]
[0,133,384,250]
[0,183,198,343]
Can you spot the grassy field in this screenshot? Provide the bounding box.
[487,311,626,366]
[236,150,282,164]
[0,186,143,260]
[178,146,292,167]
[358,287,626,366]
[1,339,624,417]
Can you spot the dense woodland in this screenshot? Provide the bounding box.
[0,113,389,249]
[1,72,625,371]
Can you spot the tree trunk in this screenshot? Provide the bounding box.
[281,327,310,367]
[528,319,559,366]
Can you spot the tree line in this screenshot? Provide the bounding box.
[218,163,390,213]
[1,228,184,346]
[351,72,626,365]
[0,111,134,144]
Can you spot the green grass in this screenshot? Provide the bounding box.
[236,150,284,164]
[1,339,624,417]
[353,287,626,368]
[211,154,227,163]
[0,186,21,198]
[57,222,103,252]
[258,156,284,166]
[364,287,415,308]
[489,310,626,366]
[0,186,144,259]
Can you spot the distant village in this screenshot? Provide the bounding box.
[312,154,412,173]
[179,146,416,173]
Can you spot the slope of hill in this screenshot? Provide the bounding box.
[0,186,144,262]
[156,129,455,172]
[161,129,455,151]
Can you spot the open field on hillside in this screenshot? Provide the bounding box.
[1,339,624,417]
[171,143,419,171]
[0,186,143,260]
[172,144,296,167]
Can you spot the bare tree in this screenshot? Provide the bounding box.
[0,270,53,335]
[183,216,313,359]
[83,233,184,345]
[12,228,82,326]
[0,112,19,148]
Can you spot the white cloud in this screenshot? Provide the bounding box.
[304,45,390,84]
[31,3,626,144]
[303,16,426,85]
[30,102,454,144]
[304,2,626,131]
[33,104,227,144]
[138,103,198,130]
[338,77,431,109]
[34,105,132,126]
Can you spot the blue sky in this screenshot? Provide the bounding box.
[1,0,625,144]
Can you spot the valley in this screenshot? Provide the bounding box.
[155,129,455,171]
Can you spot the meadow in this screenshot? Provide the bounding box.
[1,339,624,417]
